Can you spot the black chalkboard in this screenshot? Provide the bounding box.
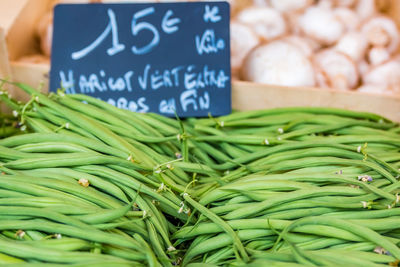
[50,2,231,117]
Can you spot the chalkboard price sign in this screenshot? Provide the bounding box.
[50,2,231,117]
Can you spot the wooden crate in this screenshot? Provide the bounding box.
[232,81,400,122]
[0,0,53,102]
[1,0,400,120]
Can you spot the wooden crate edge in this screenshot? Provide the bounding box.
[232,81,400,122]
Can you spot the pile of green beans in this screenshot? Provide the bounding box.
[0,84,200,266]
[174,109,400,266]
[0,81,399,266]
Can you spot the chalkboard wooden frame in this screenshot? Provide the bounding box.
[50,2,231,117]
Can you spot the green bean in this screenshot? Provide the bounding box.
[0,206,92,228]
[25,167,129,203]
[182,230,270,265]
[0,219,142,250]
[204,246,234,264]
[262,207,339,220]
[1,175,123,209]
[280,237,345,252]
[96,119,178,143]
[335,126,400,139]
[117,184,174,252]
[145,220,173,267]
[0,197,104,214]
[20,237,93,251]
[0,145,41,161]
[253,157,397,183]
[329,242,380,251]
[144,197,169,236]
[275,216,400,259]
[93,220,148,237]
[190,141,233,163]
[237,173,396,202]
[348,217,400,231]
[14,142,92,153]
[0,188,32,198]
[1,260,142,266]
[33,104,97,139]
[304,250,393,267]
[182,193,249,264]
[74,165,180,209]
[324,208,400,219]
[133,233,162,267]
[269,107,386,121]
[0,215,32,220]
[204,141,359,171]
[3,152,150,171]
[223,186,383,220]
[109,164,159,187]
[0,179,99,208]
[250,147,399,176]
[300,135,400,147]
[69,93,176,136]
[0,133,129,158]
[23,116,60,133]
[25,230,45,241]
[75,202,133,224]
[0,237,137,264]
[200,180,318,205]
[174,219,363,242]
[102,245,150,262]
[279,121,393,140]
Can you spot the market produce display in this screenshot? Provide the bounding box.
[20,0,399,95]
[0,82,399,266]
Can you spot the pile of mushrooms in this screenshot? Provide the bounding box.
[231,0,400,94]
[24,0,400,94]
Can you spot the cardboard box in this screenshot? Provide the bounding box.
[1,0,400,120]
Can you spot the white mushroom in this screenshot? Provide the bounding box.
[356,0,376,20]
[269,0,313,13]
[298,5,345,45]
[368,46,390,66]
[318,0,357,8]
[363,60,400,92]
[361,16,400,54]
[280,35,320,57]
[331,0,357,8]
[317,0,334,9]
[357,84,390,94]
[313,49,359,90]
[358,59,370,77]
[252,0,269,7]
[333,7,361,31]
[230,21,260,77]
[335,32,368,62]
[236,7,287,41]
[241,40,315,87]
